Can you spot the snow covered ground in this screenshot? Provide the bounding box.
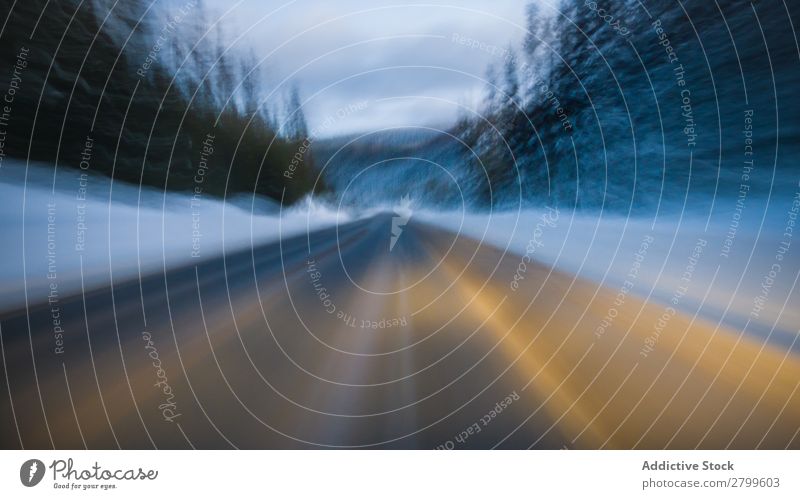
[0,160,347,314]
[2,159,798,353]
[419,189,800,350]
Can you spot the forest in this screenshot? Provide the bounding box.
[0,0,318,203]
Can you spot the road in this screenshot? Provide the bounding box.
[1,213,799,449]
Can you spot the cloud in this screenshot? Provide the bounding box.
[209,0,529,136]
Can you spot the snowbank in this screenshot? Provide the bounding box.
[419,191,800,349]
[0,161,346,313]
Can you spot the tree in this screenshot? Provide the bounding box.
[285,84,309,140]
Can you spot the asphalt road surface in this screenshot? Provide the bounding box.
[2,213,799,449]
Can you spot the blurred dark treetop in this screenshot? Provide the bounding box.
[1,0,797,211]
[454,0,799,211]
[0,0,318,203]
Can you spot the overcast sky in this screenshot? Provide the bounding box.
[208,0,532,137]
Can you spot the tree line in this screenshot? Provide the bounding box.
[455,0,798,211]
[0,0,319,203]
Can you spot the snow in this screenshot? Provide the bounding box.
[2,159,797,353]
[0,161,347,314]
[418,191,800,349]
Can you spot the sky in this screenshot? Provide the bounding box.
[207,0,532,137]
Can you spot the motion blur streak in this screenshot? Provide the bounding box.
[1,214,797,449]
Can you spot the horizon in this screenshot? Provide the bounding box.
[207,0,530,137]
